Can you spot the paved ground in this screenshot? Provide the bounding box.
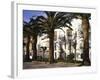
[23,61,82,69]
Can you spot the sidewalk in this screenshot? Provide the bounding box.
[23,61,82,69]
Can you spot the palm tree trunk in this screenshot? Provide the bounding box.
[32,35,37,60]
[69,40,72,54]
[74,41,77,63]
[82,15,90,65]
[26,35,30,61]
[74,32,77,63]
[49,30,54,64]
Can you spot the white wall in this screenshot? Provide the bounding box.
[0,0,100,80]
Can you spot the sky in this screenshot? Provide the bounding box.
[23,10,46,22]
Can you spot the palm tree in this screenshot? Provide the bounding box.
[67,29,73,55]
[23,17,45,61]
[81,14,91,65]
[28,17,45,60]
[23,21,33,61]
[36,11,73,63]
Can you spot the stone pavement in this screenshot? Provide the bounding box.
[23,61,82,69]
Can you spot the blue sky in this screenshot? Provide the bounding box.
[23,10,46,22]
